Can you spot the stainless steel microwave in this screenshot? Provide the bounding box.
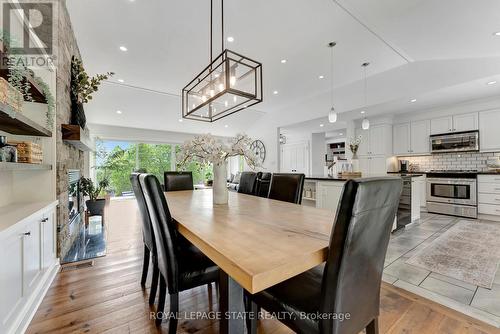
[430,130,479,154]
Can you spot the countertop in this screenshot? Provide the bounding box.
[0,200,58,233]
[388,171,500,175]
[305,173,424,181]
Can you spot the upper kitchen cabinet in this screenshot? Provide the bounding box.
[393,120,430,155]
[430,112,478,135]
[479,109,500,152]
[355,124,392,157]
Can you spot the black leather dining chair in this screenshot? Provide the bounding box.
[238,171,258,195]
[130,173,160,305]
[255,172,272,197]
[247,177,403,334]
[164,171,194,191]
[267,173,305,204]
[139,174,220,329]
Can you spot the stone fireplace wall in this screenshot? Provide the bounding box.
[55,1,86,259]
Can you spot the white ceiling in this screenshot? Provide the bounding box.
[66,0,500,136]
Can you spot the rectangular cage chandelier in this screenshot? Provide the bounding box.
[181,0,263,122]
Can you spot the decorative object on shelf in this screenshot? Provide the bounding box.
[8,140,42,164]
[0,135,17,162]
[0,77,23,112]
[70,56,114,129]
[328,42,337,123]
[177,133,260,204]
[250,139,266,164]
[181,0,263,122]
[77,176,110,216]
[361,62,370,130]
[348,135,362,172]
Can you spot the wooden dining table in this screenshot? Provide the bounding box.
[165,189,336,334]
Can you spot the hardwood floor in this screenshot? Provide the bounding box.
[27,198,500,334]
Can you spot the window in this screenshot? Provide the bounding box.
[175,145,212,185]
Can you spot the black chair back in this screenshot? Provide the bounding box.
[140,174,181,294]
[319,177,402,334]
[130,173,155,254]
[238,172,258,195]
[255,172,271,197]
[164,171,194,191]
[268,173,305,204]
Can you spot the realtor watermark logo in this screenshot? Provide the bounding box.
[1,0,57,67]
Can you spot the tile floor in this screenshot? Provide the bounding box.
[383,212,500,326]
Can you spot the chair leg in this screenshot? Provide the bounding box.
[149,261,159,305]
[366,317,379,334]
[140,245,150,287]
[156,275,167,326]
[247,300,258,334]
[168,293,179,333]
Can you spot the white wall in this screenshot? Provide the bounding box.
[311,133,326,175]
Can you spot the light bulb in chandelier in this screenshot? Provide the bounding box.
[230,76,236,86]
[362,118,370,130]
[328,107,337,123]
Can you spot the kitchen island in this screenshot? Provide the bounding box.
[303,173,424,229]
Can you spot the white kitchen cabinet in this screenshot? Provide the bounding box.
[410,120,430,154]
[453,112,478,132]
[280,142,309,174]
[0,201,58,334]
[430,116,453,135]
[393,120,430,155]
[316,181,345,213]
[356,124,392,157]
[393,123,410,155]
[479,109,500,152]
[430,112,478,135]
[478,175,500,221]
[358,156,387,175]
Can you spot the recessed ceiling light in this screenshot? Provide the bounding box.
[119,46,128,52]
[273,90,278,95]
[360,110,366,114]
[118,79,124,83]
[493,31,500,36]
[319,124,324,127]
[339,133,343,136]
[318,75,324,79]
[410,98,417,103]
[280,59,287,64]
[116,110,122,114]
[224,124,229,128]
[487,80,497,85]
[227,36,234,42]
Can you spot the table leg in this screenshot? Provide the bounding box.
[219,271,246,334]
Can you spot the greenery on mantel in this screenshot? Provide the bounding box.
[32,76,55,129]
[71,56,114,104]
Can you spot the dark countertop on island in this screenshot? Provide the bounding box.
[388,171,500,175]
[305,173,424,181]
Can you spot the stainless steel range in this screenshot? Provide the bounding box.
[426,170,477,218]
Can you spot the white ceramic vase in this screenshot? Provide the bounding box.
[213,162,228,205]
[351,152,359,172]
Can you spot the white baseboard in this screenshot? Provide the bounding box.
[11,260,60,334]
[478,214,500,222]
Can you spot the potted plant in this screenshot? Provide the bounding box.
[204,168,213,186]
[70,56,113,129]
[78,177,109,215]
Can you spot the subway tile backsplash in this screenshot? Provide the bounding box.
[398,152,500,172]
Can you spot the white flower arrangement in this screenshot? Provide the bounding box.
[177,133,261,169]
[348,135,363,155]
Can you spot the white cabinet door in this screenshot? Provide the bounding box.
[355,128,369,156]
[294,144,308,174]
[369,125,386,155]
[453,112,478,132]
[430,116,453,135]
[317,182,345,213]
[23,219,42,294]
[370,156,387,174]
[410,120,430,154]
[358,157,370,175]
[393,123,410,155]
[41,210,56,271]
[0,232,24,333]
[479,110,500,152]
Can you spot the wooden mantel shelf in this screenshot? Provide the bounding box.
[61,124,93,151]
[0,102,52,137]
[0,162,52,171]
